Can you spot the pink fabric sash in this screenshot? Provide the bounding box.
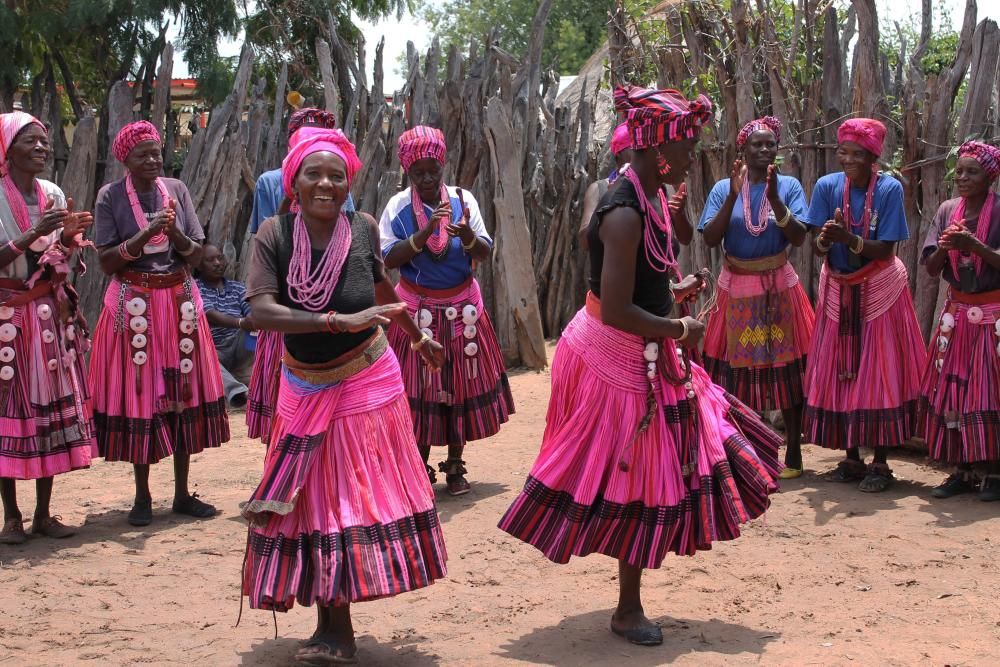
[818,257,908,323]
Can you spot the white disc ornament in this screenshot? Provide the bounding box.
[0,323,16,342]
[936,358,944,371]
[643,342,659,362]
[133,351,147,366]
[0,347,13,363]
[131,334,147,349]
[126,298,146,316]
[0,366,12,381]
[129,316,148,333]
[179,338,195,354]
[445,307,458,321]
[0,306,13,320]
[36,304,51,320]
[179,358,194,374]
[463,325,477,339]
[420,327,434,340]
[180,301,196,319]
[937,336,949,353]
[940,312,955,332]
[464,342,479,357]
[462,305,478,325]
[180,320,195,335]
[42,330,55,344]
[46,358,58,372]
[417,309,433,328]
[967,306,984,324]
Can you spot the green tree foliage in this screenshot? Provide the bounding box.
[417,0,609,74]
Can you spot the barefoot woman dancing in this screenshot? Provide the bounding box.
[241,129,447,665]
[499,85,782,646]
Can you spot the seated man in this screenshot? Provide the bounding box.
[195,244,256,408]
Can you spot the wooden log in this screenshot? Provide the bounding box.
[103,80,135,185]
[261,61,288,173]
[484,96,547,369]
[956,20,1000,141]
[850,0,887,119]
[315,38,340,116]
[151,43,174,138]
[60,111,98,212]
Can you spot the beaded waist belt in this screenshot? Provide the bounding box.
[949,287,1000,306]
[282,329,388,385]
[117,269,188,289]
[724,251,789,274]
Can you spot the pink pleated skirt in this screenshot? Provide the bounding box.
[89,275,230,464]
[387,277,514,447]
[498,302,782,569]
[919,290,1000,464]
[245,329,280,443]
[803,258,925,449]
[703,259,815,411]
[242,345,448,611]
[0,283,95,479]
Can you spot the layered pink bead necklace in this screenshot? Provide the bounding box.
[1,173,47,233]
[286,211,352,310]
[947,189,996,278]
[841,168,879,240]
[411,184,451,255]
[624,166,677,274]
[742,177,771,236]
[125,174,170,247]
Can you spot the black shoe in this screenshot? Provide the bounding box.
[172,493,217,518]
[931,473,975,499]
[978,477,1000,502]
[128,498,153,526]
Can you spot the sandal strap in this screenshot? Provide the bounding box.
[438,458,468,476]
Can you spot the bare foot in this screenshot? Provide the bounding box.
[295,633,358,665]
[610,607,663,646]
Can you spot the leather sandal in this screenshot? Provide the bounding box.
[30,515,76,539]
[859,463,894,493]
[828,458,867,483]
[439,458,471,496]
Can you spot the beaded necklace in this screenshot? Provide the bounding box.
[947,190,996,278]
[286,211,352,311]
[411,184,451,257]
[741,177,771,236]
[841,168,879,240]
[1,173,47,233]
[125,174,170,253]
[624,166,677,275]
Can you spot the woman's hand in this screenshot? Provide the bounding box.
[678,316,705,347]
[820,208,853,245]
[335,303,406,332]
[672,271,707,303]
[729,160,747,197]
[417,338,446,370]
[939,225,981,253]
[32,197,69,238]
[765,164,781,204]
[60,198,93,246]
[667,183,688,225]
[446,218,476,246]
[413,202,450,248]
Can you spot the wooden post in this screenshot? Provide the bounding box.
[103,80,135,185]
[151,43,174,138]
[315,38,340,117]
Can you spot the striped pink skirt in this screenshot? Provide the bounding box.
[245,329,280,443]
[0,281,95,479]
[498,300,781,569]
[242,342,447,611]
[803,258,925,449]
[387,277,513,448]
[89,274,230,464]
[919,289,1000,464]
[703,257,814,411]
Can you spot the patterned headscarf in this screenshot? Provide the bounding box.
[613,85,713,150]
[282,129,362,198]
[287,108,337,138]
[0,111,46,177]
[958,141,1000,181]
[837,118,886,158]
[111,120,161,163]
[398,126,446,170]
[610,122,632,155]
[737,116,782,150]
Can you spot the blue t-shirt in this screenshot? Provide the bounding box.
[697,175,808,260]
[378,186,493,290]
[249,168,355,234]
[805,172,908,273]
[195,277,250,346]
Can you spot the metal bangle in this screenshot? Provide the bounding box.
[408,235,422,253]
[775,207,792,228]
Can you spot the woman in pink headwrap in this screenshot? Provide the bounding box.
[90,120,229,527]
[920,141,1000,501]
[241,129,447,664]
[379,125,514,496]
[0,112,95,544]
[499,85,781,647]
[803,118,925,492]
[699,116,814,478]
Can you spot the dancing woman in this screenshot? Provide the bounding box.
[920,141,1000,501]
[90,121,229,526]
[379,126,514,495]
[699,116,814,478]
[499,85,782,646]
[803,118,924,492]
[241,129,448,664]
[0,112,95,544]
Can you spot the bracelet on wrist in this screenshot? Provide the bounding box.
[775,207,791,228]
[119,241,141,261]
[462,237,477,251]
[676,318,689,342]
[410,332,431,350]
[815,237,831,253]
[850,235,864,255]
[6,240,24,256]
[408,235,423,253]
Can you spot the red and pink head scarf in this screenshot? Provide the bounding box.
[958,141,1000,181]
[613,85,713,150]
[111,120,161,163]
[837,118,886,158]
[610,122,632,156]
[737,116,781,150]
[0,111,46,178]
[281,129,362,199]
[398,126,446,171]
[287,108,337,138]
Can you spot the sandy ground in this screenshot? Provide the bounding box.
[2,344,999,666]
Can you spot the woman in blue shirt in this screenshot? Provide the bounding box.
[379,126,514,496]
[699,116,814,479]
[803,118,925,492]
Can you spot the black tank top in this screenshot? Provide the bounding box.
[274,212,379,364]
[587,177,676,317]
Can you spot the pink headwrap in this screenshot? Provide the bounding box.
[281,129,362,199]
[0,111,46,177]
[287,108,337,138]
[613,85,713,149]
[288,126,329,150]
[958,141,1000,181]
[398,126,446,170]
[610,123,632,155]
[837,118,886,158]
[111,120,161,163]
[737,116,781,149]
